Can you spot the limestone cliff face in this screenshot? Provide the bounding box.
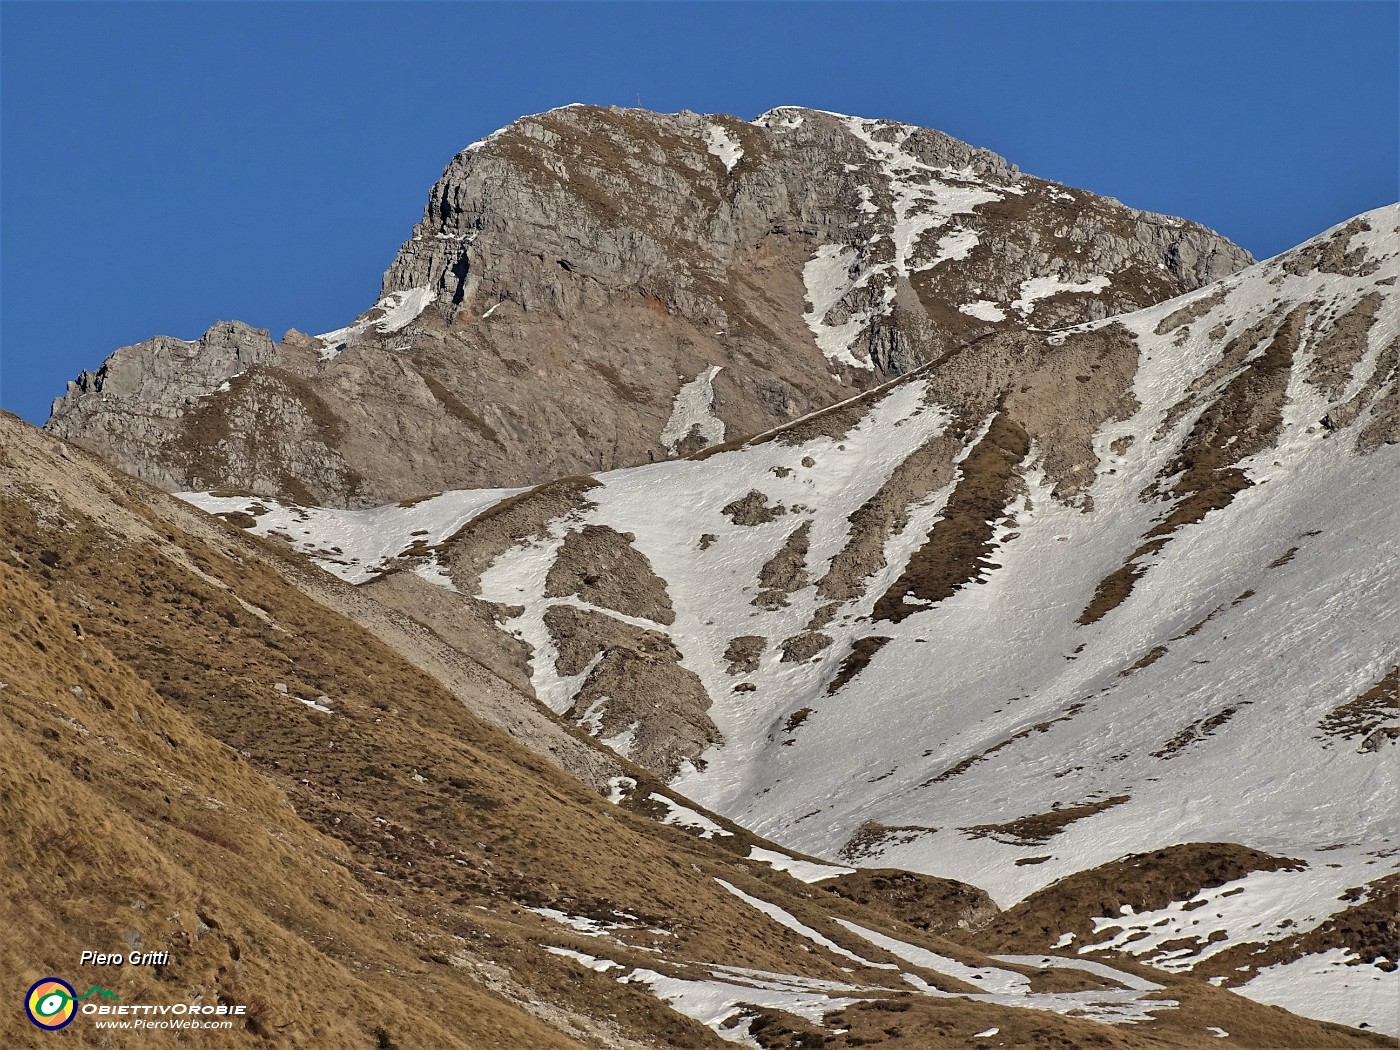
[47,105,1251,506]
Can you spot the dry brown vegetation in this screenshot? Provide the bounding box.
[815,432,960,605]
[840,824,939,864]
[873,413,1029,623]
[546,603,719,777]
[1151,704,1250,759]
[1282,217,1378,278]
[723,490,787,526]
[1319,668,1399,747]
[825,637,893,696]
[821,870,998,936]
[961,796,1131,847]
[546,524,676,624]
[1199,875,1399,986]
[779,631,833,663]
[1154,287,1229,336]
[724,635,766,675]
[919,703,1086,790]
[752,520,812,609]
[0,560,586,1050]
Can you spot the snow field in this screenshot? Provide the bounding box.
[180,486,522,585]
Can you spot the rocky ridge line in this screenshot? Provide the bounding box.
[47,104,1250,507]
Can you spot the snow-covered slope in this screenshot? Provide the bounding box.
[184,485,521,585]
[182,205,1400,1034]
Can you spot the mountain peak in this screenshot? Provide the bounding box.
[49,104,1250,509]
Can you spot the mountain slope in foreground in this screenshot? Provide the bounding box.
[189,205,1400,1038]
[9,416,1383,1048]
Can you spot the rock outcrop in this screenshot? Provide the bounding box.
[47,105,1250,506]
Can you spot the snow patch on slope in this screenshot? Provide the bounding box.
[834,920,1030,993]
[180,487,520,585]
[469,206,1400,1028]
[960,300,1007,322]
[705,124,744,172]
[751,107,806,131]
[620,966,868,1046]
[661,366,726,453]
[681,212,1400,921]
[800,117,1012,368]
[1010,273,1110,315]
[747,847,853,883]
[650,794,733,839]
[839,116,1003,277]
[831,920,1177,1023]
[714,880,897,969]
[201,205,1400,1034]
[802,244,882,370]
[1079,862,1377,971]
[317,286,437,359]
[934,226,980,264]
[1240,948,1400,1037]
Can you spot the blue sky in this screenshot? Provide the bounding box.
[2,1,1396,425]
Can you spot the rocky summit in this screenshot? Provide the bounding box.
[48,105,1248,507]
[10,104,1399,1048]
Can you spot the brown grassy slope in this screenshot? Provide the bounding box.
[0,436,741,1048]
[0,561,581,1050]
[1,415,1389,1049]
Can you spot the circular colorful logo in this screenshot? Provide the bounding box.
[26,978,77,1030]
